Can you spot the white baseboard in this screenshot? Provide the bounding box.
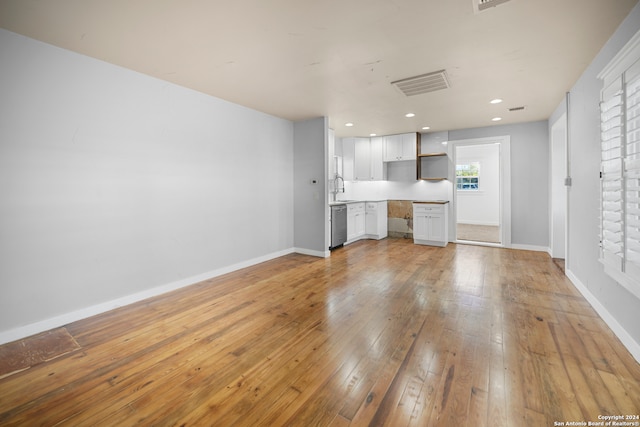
[566,268,640,364]
[511,243,550,253]
[294,247,330,258]
[0,248,296,345]
[457,220,500,226]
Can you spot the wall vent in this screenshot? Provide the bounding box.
[391,70,449,97]
[474,0,512,13]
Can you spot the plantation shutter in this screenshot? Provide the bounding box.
[598,29,640,299]
[624,59,640,280]
[600,77,624,268]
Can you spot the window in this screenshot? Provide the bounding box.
[456,162,480,190]
[598,29,640,299]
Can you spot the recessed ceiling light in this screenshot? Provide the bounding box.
[370,133,377,137]
[492,117,502,121]
[490,99,503,104]
[345,122,354,127]
[405,113,415,118]
[422,126,430,130]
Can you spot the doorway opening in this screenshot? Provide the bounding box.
[450,136,511,247]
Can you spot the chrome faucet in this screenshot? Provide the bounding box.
[334,175,345,193]
[332,174,345,202]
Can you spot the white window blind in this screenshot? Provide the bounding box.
[598,29,640,299]
[625,61,640,280]
[601,79,624,266]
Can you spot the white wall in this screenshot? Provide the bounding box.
[0,29,295,342]
[548,3,640,360]
[455,144,500,226]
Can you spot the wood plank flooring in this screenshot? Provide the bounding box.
[0,238,639,426]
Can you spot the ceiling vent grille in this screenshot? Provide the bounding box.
[474,0,512,13]
[391,70,449,97]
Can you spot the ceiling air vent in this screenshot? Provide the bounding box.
[509,106,526,111]
[474,0,512,13]
[391,70,449,97]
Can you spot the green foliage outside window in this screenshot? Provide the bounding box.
[456,162,479,190]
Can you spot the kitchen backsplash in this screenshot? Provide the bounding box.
[337,179,451,203]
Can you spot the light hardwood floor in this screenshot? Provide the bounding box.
[0,239,639,426]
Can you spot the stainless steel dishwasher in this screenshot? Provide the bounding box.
[330,204,347,250]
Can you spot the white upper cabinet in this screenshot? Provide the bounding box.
[401,133,417,160]
[383,134,401,161]
[370,137,386,180]
[354,137,371,181]
[342,136,387,181]
[384,133,417,162]
[343,132,420,179]
[342,137,355,181]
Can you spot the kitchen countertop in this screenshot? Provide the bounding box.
[413,200,450,204]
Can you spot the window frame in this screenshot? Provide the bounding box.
[455,161,480,191]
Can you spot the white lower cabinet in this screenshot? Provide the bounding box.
[413,203,448,247]
[365,201,388,240]
[347,202,365,242]
[345,201,388,244]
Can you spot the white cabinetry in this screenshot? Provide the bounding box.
[365,201,388,240]
[354,137,371,180]
[401,133,418,161]
[347,202,366,242]
[384,133,417,162]
[383,134,401,161]
[413,203,448,247]
[370,137,386,180]
[343,137,386,181]
[342,137,355,181]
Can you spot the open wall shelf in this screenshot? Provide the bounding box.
[416,152,448,180]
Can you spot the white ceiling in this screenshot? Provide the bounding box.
[0,0,637,137]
